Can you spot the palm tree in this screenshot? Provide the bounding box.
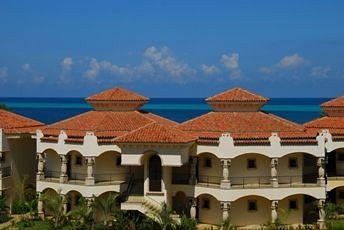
[68,197,93,229]
[93,193,119,228]
[151,202,175,230]
[41,192,68,228]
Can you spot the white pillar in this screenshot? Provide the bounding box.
[86,197,94,212]
[36,152,45,180]
[221,201,230,221]
[271,200,278,224]
[189,157,197,185]
[317,199,326,229]
[317,158,325,187]
[37,192,44,218]
[144,161,149,194]
[190,198,197,219]
[59,155,68,183]
[62,194,68,214]
[0,152,3,179]
[220,159,231,189]
[85,157,95,185]
[270,158,278,188]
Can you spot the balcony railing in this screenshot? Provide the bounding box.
[43,171,130,185]
[230,176,271,188]
[327,176,344,181]
[1,166,12,178]
[197,175,222,186]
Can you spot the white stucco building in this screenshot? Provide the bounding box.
[0,108,43,207]
[35,87,329,228]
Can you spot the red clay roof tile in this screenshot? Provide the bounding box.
[206,87,268,102]
[321,96,344,107]
[86,87,149,102]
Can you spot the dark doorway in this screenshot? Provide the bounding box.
[67,155,72,178]
[149,155,162,191]
[326,151,337,177]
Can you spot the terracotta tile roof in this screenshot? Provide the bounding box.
[0,109,44,134]
[41,110,179,142]
[86,87,149,102]
[178,111,315,142]
[321,96,344,107]
[305,116,344,137]
[114,122,196,144]
[206,87,268,102]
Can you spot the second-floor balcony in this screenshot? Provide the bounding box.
[172,173,321,189]
[43,170,130,185]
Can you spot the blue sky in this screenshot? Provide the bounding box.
[0,0,343,98]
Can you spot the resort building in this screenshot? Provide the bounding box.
[305,96,344,207]
[0,108,43,207]
[35,87,328,228]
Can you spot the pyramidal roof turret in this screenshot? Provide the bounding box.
[86,87,149,111]
[320,96,344,117]
[206,87,268,112]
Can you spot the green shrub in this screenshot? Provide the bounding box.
[176,216,197,230]
[11,200,30,214]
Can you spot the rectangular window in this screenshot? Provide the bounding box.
[204,158,212,168]
[202,199,210,209]
[1,155,5,163]
[338,153,344,161]
[75,156,82,166]
[248,200,257,211]
[289,200,298,210]
[247,159,257,169]
[288,158,298,168]
[116,156,121,166]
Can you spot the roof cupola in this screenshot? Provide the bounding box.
[206,87,268,112]
[321,96,344,117]
[86,87,149,111]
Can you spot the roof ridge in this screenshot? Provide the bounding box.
[45,110,95,128]
[206,87,268,102]
[0,109,44,127]
[303,116,328,127]
[178,111,214,128]
[113,121,157,141]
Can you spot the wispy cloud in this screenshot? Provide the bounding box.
[220,53,242,79]
[200,64,220,75]
[260,53,307,75]
[59,57,73,84]
[21,63,31,72]
[310,66,331,78]
[0,67,8,82]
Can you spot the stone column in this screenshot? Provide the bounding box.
[62,194,68,214]
[0,152,3,179]
[37,192,44,218]
[271,200,278,224]
[270,158,278,188]
[317,199,326,230]
[85,157,95,185]
[36,152,45,180]
[190,198,197,219]
[144,161,149,194]
[220,201,231,221]
[86,197,94,213]
[59,155,68,183]
[189,157,197,185]
[220,159,231,189]
[317,157,325,187]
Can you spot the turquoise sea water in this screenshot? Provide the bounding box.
[0,98,330,124]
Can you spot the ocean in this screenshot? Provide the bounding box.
[0,98,330,125]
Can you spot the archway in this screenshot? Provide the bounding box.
[231,195,270,226]
[328,186,344,206]
[44,149,60,180]
[172,191,189,217]
[197,194,221,225]
[197,152,221,186]
[41,188,59,216]
[95,151,128,183]
[149,155,162,191]
[65,190,83,212]
[66,151,86,182]
[327,148,344,177]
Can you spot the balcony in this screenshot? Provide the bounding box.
[43,171,130,185]
[171,173,320,189]
[1,166,12,178]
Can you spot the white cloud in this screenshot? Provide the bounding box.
[21,63,31,72]
[143,46,196,77]
[220,53,243,79]
[61,57,73,71]
[277,54,305,68]
[310,66,331,78]
[0,67,8,81]
[220,53,239,69]
[32,75,45,84]
[259,53,306,75]
[200,64,220,75]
